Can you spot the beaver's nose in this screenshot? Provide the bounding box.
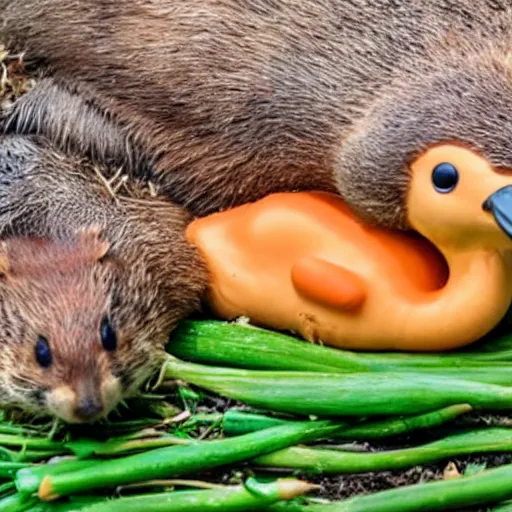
[74,397,104,421]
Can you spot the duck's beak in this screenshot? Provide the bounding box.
[483,185,512,239]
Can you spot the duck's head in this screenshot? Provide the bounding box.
[407,144,512,250]
[335,45,512,251]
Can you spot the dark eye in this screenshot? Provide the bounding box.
[35,336,52,368]
[432,163,459,193]
[100,316,117,352]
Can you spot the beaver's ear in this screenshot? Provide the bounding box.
[77,225,111,261]
[0,242,11,277]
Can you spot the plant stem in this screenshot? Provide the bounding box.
[269,460,512,511]
[163,356,512,417]
[222,405,471,438]
[37,421,341,500]
[255,428,512,473]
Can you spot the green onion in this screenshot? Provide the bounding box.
[254,428,512,473]
[223,405,471,438]
[16,459,98,495]
[0,462,34,479]
[163,356,512,417]
[223,411,297,436]
[168,320,512,372]
[0,447,62,463]
[66,435,191,459]
[36,421,341,500]
[0,434,65,452]
[491,502,512,511]
[0,492,38,512]
[169,320,369,372]
[269,460,512,511]
[35,478,316,512]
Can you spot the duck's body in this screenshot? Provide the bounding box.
[188,190,512,351]
[4,1,512,228]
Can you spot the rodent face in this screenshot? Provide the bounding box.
[407,144,512,250]
[0,234,166,423]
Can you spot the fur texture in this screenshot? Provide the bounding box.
[0,134,207,419]
[4,1,512,227]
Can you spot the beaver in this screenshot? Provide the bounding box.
[4,1,512,229]
[0,134,207,423]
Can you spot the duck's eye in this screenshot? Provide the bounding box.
[35,336,52,368]
[100,316,117,352]
[432,163,459,193]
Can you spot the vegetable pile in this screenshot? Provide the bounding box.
[4,319,512,511]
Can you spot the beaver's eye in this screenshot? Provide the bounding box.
[432,163,459,193]
[35,336,52,368]
[100,316,117,352]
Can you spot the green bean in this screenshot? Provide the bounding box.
[163,356,512,417]
[66,435,192,459]
[37,478,316,512]
[168,320,512,372]
[0,461,34,479]
[0,434,65,451]
[222,405,471,438]
[25,497,125,512]
[269,460,512,512]
[491,502,512,511]
[0,482,16,495]
[169,321,372,372]
[36,421,341,500]
[0,448,65,463]
[0,492,38,512]
[0,425,42,436]
[16,460,104,495]
[223,411,298,436]
[337,404,472,439]
[255,428,512,473]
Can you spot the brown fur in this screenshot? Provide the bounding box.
[4,1,512,227]
[3,1,512,420]
[0,134,207,421]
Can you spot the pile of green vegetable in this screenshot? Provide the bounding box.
[5,319,512,511]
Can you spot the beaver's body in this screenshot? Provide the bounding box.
[0,134,207,422]
[4,1,512,228]
[2,1,512,420]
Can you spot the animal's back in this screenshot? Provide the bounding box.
[2,0,512,215]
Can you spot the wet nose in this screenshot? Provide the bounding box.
[74,397,104,421]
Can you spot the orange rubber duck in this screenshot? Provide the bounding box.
[187,145,512,352]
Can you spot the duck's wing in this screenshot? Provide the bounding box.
[291,256,366,312]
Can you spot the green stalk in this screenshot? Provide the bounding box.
[0,434,65,451]
[25,497,106,512]
[168,320,512,372]
[163,356,512,417]
[10,450,66,463]
[0,425,42,436]
[223,411,297,436]
[0,462,33,479]
[255,428,512,473]
[0,492,38,512]
[223,405,471,438]
[491,502,512,511]
[36,421,341,500]
[36,478,317,512]
[169,320,369,372]
[16,459,103,495]
[66,435,192,459]
[270,461,512,512]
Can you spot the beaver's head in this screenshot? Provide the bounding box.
[0,229,167,423]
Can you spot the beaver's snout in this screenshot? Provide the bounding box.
[46,373,122,424]
[74,396,104,422]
